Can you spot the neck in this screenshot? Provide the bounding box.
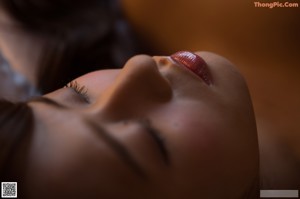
[0,9,44,87]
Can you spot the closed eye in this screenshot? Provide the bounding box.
[85,119,148,179]
[137,119,170,166]
[28,97,148,179]
[65,81,90,103]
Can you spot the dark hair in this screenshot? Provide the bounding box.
[0,0,141,93]
[0,99,33,180]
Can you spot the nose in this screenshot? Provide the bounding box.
[96,55,172,120]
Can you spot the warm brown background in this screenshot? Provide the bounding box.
[121,0,300,164]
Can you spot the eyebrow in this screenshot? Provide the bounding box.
[85,119,147,179]
[29,96,68,109]
[29,96,147,178]
[31,97,170,173]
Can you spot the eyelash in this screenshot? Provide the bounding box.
[65,81,90,103]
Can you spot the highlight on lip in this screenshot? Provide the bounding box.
[170,51,212,85]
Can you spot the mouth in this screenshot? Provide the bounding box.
[170,51,212,85]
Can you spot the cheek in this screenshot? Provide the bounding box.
[172,114,224,163]
[168,109,259,196]
[161,110,230,195]
[155,105,224,166]
[158,104,221,153]
[171,107,253,167]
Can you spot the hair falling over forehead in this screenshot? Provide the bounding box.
[0,99,34,179]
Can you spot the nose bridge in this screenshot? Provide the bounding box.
[96,55,172,119]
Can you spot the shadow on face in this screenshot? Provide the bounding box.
[25,52,259,198]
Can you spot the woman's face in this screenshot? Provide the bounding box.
[26,52,259,199]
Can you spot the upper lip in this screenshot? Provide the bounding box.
[170,51,212,85]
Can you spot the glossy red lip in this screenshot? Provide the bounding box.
[170,51,212,85]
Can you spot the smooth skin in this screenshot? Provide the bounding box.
[19,52,259,199]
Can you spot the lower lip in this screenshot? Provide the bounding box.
[170,51,212,85]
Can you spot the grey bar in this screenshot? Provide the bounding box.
[260,190,299,198]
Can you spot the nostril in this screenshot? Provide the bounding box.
[156,56,169,66]
[96,55,173,120]
[120,55,173,101]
